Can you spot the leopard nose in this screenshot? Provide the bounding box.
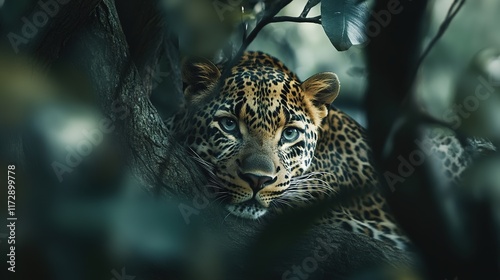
[240,172,275,191]
[239,154,276,190]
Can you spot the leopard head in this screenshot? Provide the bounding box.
[176,52,340,219]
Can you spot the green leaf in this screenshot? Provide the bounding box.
[321,0,370,51]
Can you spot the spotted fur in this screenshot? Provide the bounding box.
[165,51,417,248]
[416,128,496,185]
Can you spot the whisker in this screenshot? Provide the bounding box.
[222,211,232,226]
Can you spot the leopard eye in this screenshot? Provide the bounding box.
[219,117,238,133]
[282,127,300,143]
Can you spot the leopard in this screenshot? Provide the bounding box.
[167,51,495,250]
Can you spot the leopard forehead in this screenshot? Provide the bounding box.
[219,70,310,130]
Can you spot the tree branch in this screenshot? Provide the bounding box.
[35,0,104,64]
[36,0,201,196]
[220,0,322,81]
[272,15,321,24]
[220,0,292,79]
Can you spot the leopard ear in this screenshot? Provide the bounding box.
[182,57,221,103]
[302,72,340,119]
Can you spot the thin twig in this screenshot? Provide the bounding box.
[415,0,466,72]
[299,0,320,18]
[446,0,460,18]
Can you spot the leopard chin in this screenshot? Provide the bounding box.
[226,202,268,219]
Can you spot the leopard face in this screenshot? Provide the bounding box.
[172,52,339,219]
